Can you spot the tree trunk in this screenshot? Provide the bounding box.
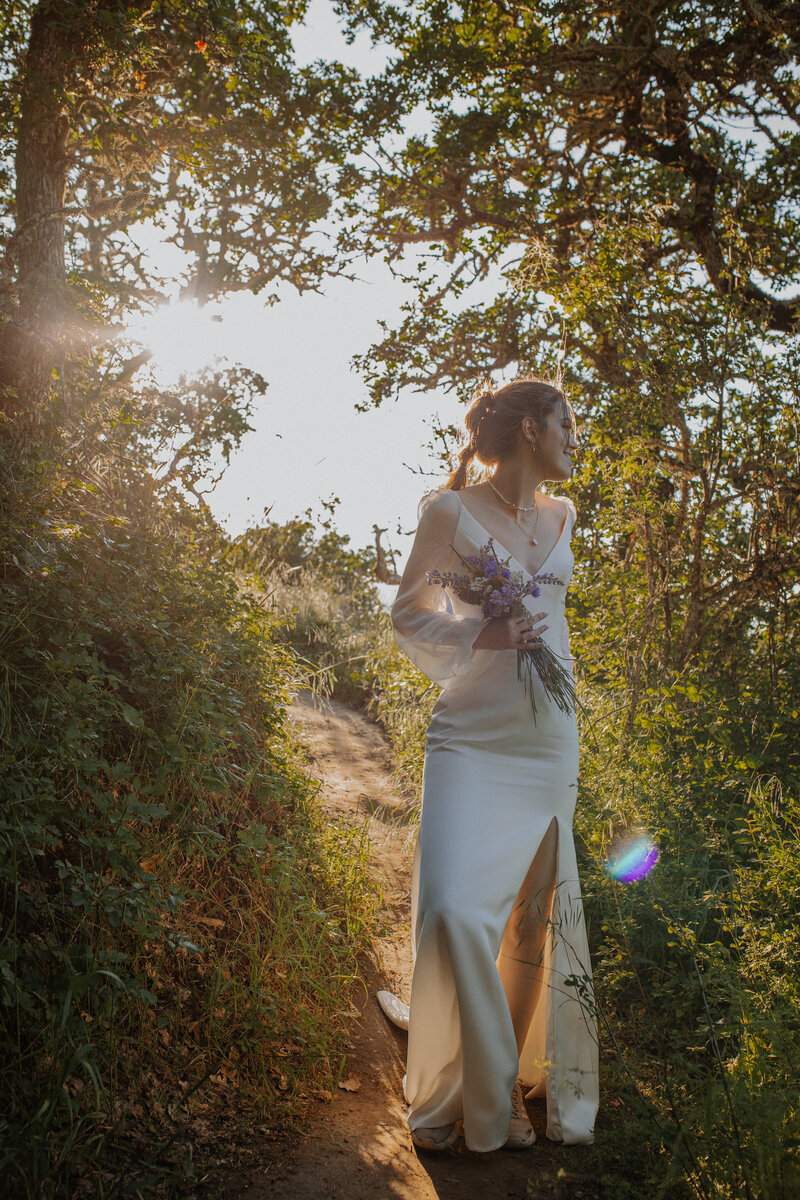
[623,511,657,741]
[0,5,79,421]
[677,473,713,665]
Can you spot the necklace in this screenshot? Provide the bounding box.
[488,479,540,545]
[488,479,537,511]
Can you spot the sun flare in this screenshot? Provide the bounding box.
[126,300,227,386]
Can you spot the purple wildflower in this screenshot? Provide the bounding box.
[427,539,563,623]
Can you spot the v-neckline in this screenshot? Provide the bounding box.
[455,492,571,579]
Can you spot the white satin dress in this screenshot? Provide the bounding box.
[391,486,599,1152]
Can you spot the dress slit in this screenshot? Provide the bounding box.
[498,814,559,1057]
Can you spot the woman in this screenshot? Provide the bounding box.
[385,378,599,1153]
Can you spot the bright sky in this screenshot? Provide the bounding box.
[204,267,468,559]
[128,1,484,574]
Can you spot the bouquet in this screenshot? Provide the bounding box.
[426,539,576,722]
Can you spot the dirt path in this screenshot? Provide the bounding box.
[234,692,599,1200]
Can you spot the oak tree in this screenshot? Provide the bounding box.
[345,0,800,709]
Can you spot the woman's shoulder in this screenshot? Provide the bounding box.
[417,485,463,524]
[547,493,578,529]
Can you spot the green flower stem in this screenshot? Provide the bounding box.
[517,645,576,723]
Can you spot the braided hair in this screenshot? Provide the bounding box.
[447,388,496,491]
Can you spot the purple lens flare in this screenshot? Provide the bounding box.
[605,833,660,883]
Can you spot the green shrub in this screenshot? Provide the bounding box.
[574,678,800,1199]
[0,452,377,1197]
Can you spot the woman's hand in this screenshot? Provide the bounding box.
[472,611,549,651]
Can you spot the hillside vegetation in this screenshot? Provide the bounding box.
[0,3,377,1191]
[0,439,377,1198]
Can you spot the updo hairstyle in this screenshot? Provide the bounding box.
[447,378,567,491]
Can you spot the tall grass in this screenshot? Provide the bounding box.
[255,562,437,801]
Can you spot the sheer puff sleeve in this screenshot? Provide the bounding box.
[391,488,489,689]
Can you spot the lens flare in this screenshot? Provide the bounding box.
[604,832,659,883]
[125,300,226,386]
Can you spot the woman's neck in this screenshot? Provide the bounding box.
[489,453,543,508]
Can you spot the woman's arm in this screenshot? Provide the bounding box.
[391,489,489,688]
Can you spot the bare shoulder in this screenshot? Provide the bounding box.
[456,481,493,514]
[547,493,578,526]
[459,483,487,499]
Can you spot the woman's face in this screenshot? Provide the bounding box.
[526,403,579,480]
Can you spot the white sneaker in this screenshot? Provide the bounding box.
[411,1122,460,1151]
[503,1081,536,1150]
[377,989,409,1031]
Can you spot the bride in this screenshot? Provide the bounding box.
[382,378,599,1152]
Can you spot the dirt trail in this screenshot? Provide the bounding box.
[235,691,598,1200]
